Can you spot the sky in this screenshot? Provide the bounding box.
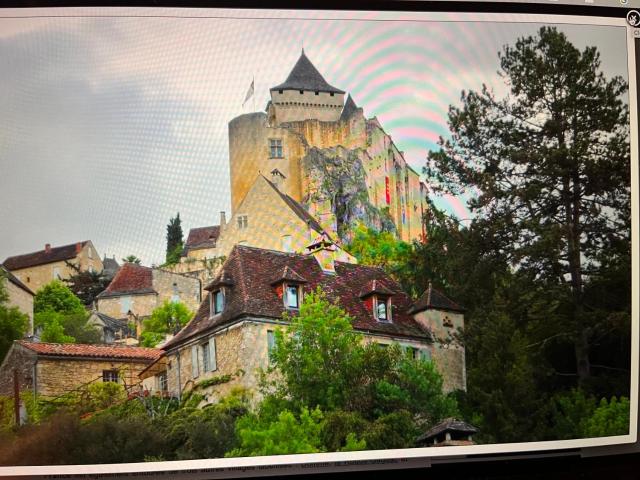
[0,10,630,266]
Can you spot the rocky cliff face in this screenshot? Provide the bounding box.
[302,146,396,242]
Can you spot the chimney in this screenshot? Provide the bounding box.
[270,169,286,189]
[306,233,337,274]
[44,243,51,254]
[220,211,226,233]
[75,242,82,254]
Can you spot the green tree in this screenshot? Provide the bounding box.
[0,273,29,362]
[425,26,630,386]
[229,407,325,457]
[139,300,193,347]
[582,396,630,437]
[346,223,412,282]
[64,266,111,306]
[165,213,184,265]
[121,255,141,265]
[34,281,99,344]
[34,281,85,316]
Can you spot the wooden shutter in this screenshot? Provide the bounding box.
[209,338,217,371]
[191,345,199,378]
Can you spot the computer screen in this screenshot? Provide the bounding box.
[0,2,637,478]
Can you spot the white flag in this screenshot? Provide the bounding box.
[242,79,254,107]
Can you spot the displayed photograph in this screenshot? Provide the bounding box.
[0,10,634,467]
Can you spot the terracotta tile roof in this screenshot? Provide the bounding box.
[269,266,307,286]
[96,263,155,299]
[3,241,89,271]
[359,279,394,298]
[164,245,431,350]
[271,50,345,94]
[184,226,220,251]
[411,283,464,313]
[17,341,161,361]
[0,265,34,295]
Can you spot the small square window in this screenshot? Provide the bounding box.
[157,372,168,392]
[202,342,210,372]
[285,285,299,309]
[103,370,118,383]
[269,139,283,159]
[267,330,276,363]
[237,215,248,229]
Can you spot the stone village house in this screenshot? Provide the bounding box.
[2,241,103,293]
[95,262,201,335]
[0,341,161,398]
[142,242,465,403]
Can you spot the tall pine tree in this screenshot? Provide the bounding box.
[165,213,184,265]
[425,26,630,386]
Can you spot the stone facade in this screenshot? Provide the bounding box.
[3,277,34,334]
[414,309,466,392]
[0,342,158,398]
[9,242,103,293]
[163,318,464,405]
[97,292,158,320]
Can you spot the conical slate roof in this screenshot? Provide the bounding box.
[340,94,359,120]
[271,50,345,94]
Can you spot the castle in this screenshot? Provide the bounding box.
[228,49,429,244]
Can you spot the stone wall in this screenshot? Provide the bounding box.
[152,269,202,314]
[97,293,157,319]
[414,309,466,392]
[0,343,37,396]
[10,242,103,293]
[166,320,276,404]
[215,176,355,263]
[4,279,33,334]
[270,90,344,124]
[35,357,151,397]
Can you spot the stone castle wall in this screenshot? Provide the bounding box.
[270,90,344,124]
[152,269,201,313]
[0,344,37,396]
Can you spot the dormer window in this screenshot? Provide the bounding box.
[374,295,392,322]
[211,289,224,316]
[285,284,300,309]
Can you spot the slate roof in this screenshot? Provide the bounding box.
[411,283,464,313]
[3,241,89,271]
[271,50,345,95]
[263,176,325,235]
[96,263,156,299]
[340,94,359,121]
[163,245,432,350]
[417,418,478,443]
[92,311,129,332]
[0,264,34,296]
[17,341,161,361]
[184,226,220,252]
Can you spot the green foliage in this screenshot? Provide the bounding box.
[268,288,364,411]
[64,268,111,306]
[139,300,193,347]
[34,281,85,315]
[122,255,141,265]
[346,223,412,281]
[229,407,325,457]
[582,396,630,437]
[0,276,29,362]
[165,213,184,265]
[84,382,127,413]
